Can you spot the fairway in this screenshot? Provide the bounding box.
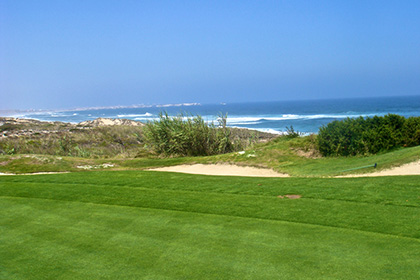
[1,171,420,279]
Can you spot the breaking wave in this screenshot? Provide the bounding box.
[117,112,153,118]
[225,113,379,125]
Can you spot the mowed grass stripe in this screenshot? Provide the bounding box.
[1,176,420,239]
[1,196,420,280]
[3,194,420,244]
[4,180,420,211]
[5,179,420,209]
[2,171,420,208]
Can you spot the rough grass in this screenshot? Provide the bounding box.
[0,125,147,158]
[0,117,275,159]
[1,171,420,279]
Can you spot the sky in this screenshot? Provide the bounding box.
[1,1,420,110]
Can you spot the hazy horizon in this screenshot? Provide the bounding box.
[1,94,418,114]
[2,1,420,110]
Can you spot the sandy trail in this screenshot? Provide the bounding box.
[149,164,289,177]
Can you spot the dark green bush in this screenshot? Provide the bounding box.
[403,117,420,147]
[318,114,420,156]
[143,112,241,156]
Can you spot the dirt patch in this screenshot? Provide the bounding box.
[0,160,10,166]
[294,149,321,159]
[277,194,302,199]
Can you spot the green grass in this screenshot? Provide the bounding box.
[1,171,419,279]
[0,154,190,174]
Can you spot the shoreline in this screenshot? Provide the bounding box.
[2,96,420,135]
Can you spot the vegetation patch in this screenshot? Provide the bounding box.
[0,117,275,159]
[144,113,255,156]
[318,114,420,156]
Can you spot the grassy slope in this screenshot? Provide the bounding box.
[1,171,419,279]
[212,137,420,176]
[2,137,420,177]
[1,116,420,177]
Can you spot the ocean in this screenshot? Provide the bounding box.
[7,95,420,134]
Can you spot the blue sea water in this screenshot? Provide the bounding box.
[8,96,420,134]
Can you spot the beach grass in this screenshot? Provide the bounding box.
[1,171,419,279]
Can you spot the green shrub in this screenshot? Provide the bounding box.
[143,112,241,156]
[285,125,301,139]
[318,114,420,156]
[402,117,420,147]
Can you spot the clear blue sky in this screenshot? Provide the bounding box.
[1,1,420,110]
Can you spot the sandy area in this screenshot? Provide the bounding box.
[79,118,143,126]
[149,164,289,177]
[338,160,420,177]
[2,161,419,177]
[150,160,420,178]
[0,172,69,176]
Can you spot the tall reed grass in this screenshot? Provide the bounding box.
[143,113,242,156]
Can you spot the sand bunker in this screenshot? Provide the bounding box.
[151,160,420,177]
[2,160,418,177]
[149,164,289,177]
[0,172,69,176]
[339,160,420,177]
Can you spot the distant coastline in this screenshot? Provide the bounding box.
[2,96,420,134]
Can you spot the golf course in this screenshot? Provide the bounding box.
[1,116,420,279]
[4,0,420,277]
[1,161,420,279]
